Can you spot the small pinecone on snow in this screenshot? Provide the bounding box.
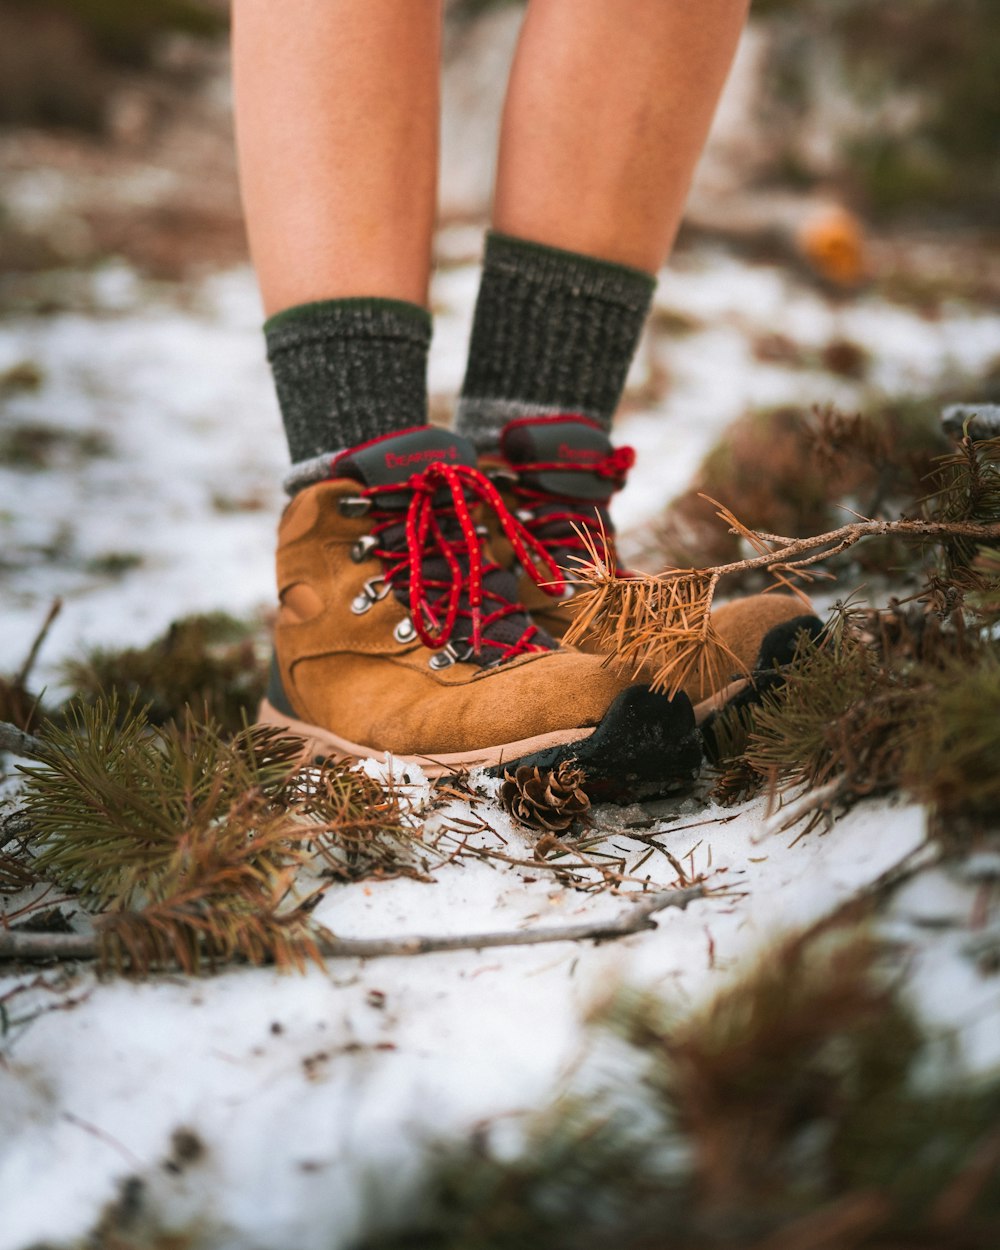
[500,761,591,833]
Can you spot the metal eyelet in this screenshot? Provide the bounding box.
[350,535,379,563]
[428,641,472,670]
[486,468,518,487]
[516,508,534,522]
[338,496,371,518]
[350,576,389,615]
[393,617,417,644]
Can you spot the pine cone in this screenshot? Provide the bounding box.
[500,761,591,834]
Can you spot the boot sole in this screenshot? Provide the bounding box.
[699,614,825,762]
[257,698,596,777]
[257,685,701,803]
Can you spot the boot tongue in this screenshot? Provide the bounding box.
[335,427,478,489]
[333,425,555,663]
[501,416,615,500]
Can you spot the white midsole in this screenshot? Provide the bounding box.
[256,700,597,777]
[692,678,750,725]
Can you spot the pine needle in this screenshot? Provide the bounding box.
[563,526,745,699]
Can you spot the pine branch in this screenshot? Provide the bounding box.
[759,778,848,837]
[563,525,747,698]
[0,886,706,966]
[566,503,1000,698]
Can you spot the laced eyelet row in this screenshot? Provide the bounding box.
[498,447,635,580]
[345,460,565,665]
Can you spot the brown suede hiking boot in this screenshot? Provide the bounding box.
[480,414,824,719]
[257,427,701,800]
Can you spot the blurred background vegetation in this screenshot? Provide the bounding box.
[0,0,225,131]
[754,0,1000,222]
[0,0,995,227]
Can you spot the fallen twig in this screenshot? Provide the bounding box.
[0,721,46,759]
[16,598,61,690]
[758,779,847,839]
[0,885,707,965]
[704,508,1000,582]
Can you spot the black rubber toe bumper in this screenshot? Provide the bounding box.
[700,613,825,763]
[490,684,702,804]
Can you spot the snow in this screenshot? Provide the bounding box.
[0,795,939,1250]
[3,246,1000,1247]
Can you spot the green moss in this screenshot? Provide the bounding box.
[0,422,111,470]
[648,306,704,338]
[848,138,955,220]
[62,611,267,734]
[0,360,44,393]
[84,550,144,577]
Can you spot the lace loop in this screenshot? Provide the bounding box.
[508,444,636,487]
[364,462,564,659]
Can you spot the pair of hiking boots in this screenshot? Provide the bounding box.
[258,417,821,801]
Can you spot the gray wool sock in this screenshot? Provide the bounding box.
[455,231,655,454]
[265,297,432,467]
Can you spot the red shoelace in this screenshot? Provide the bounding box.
[502,444,635,576]
[363,461,567,661]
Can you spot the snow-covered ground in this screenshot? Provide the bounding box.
[2,246,1000,1248]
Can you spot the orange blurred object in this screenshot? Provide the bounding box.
[797,207,868,288]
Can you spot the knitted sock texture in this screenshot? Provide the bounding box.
[265,297,432,465]
[456,231,655,454]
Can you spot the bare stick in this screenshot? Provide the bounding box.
[0,721,46,758]
[0,886,707,965]
[16,598,62,688]
[693,506,1000,583]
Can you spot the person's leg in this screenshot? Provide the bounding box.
[457,0,749,451]
[232,0,442,474]
[234,0,440,313]
[495,0,750,271]
[234,1,701,791]
[459,0,748,643]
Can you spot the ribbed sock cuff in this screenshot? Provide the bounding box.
[457,231,655,452]
[265,297,432,464]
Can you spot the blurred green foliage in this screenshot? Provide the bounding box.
[61,611,267,734]
[758,0,1000,220]
[23,0,225,64]
[365,932,1000,1249]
